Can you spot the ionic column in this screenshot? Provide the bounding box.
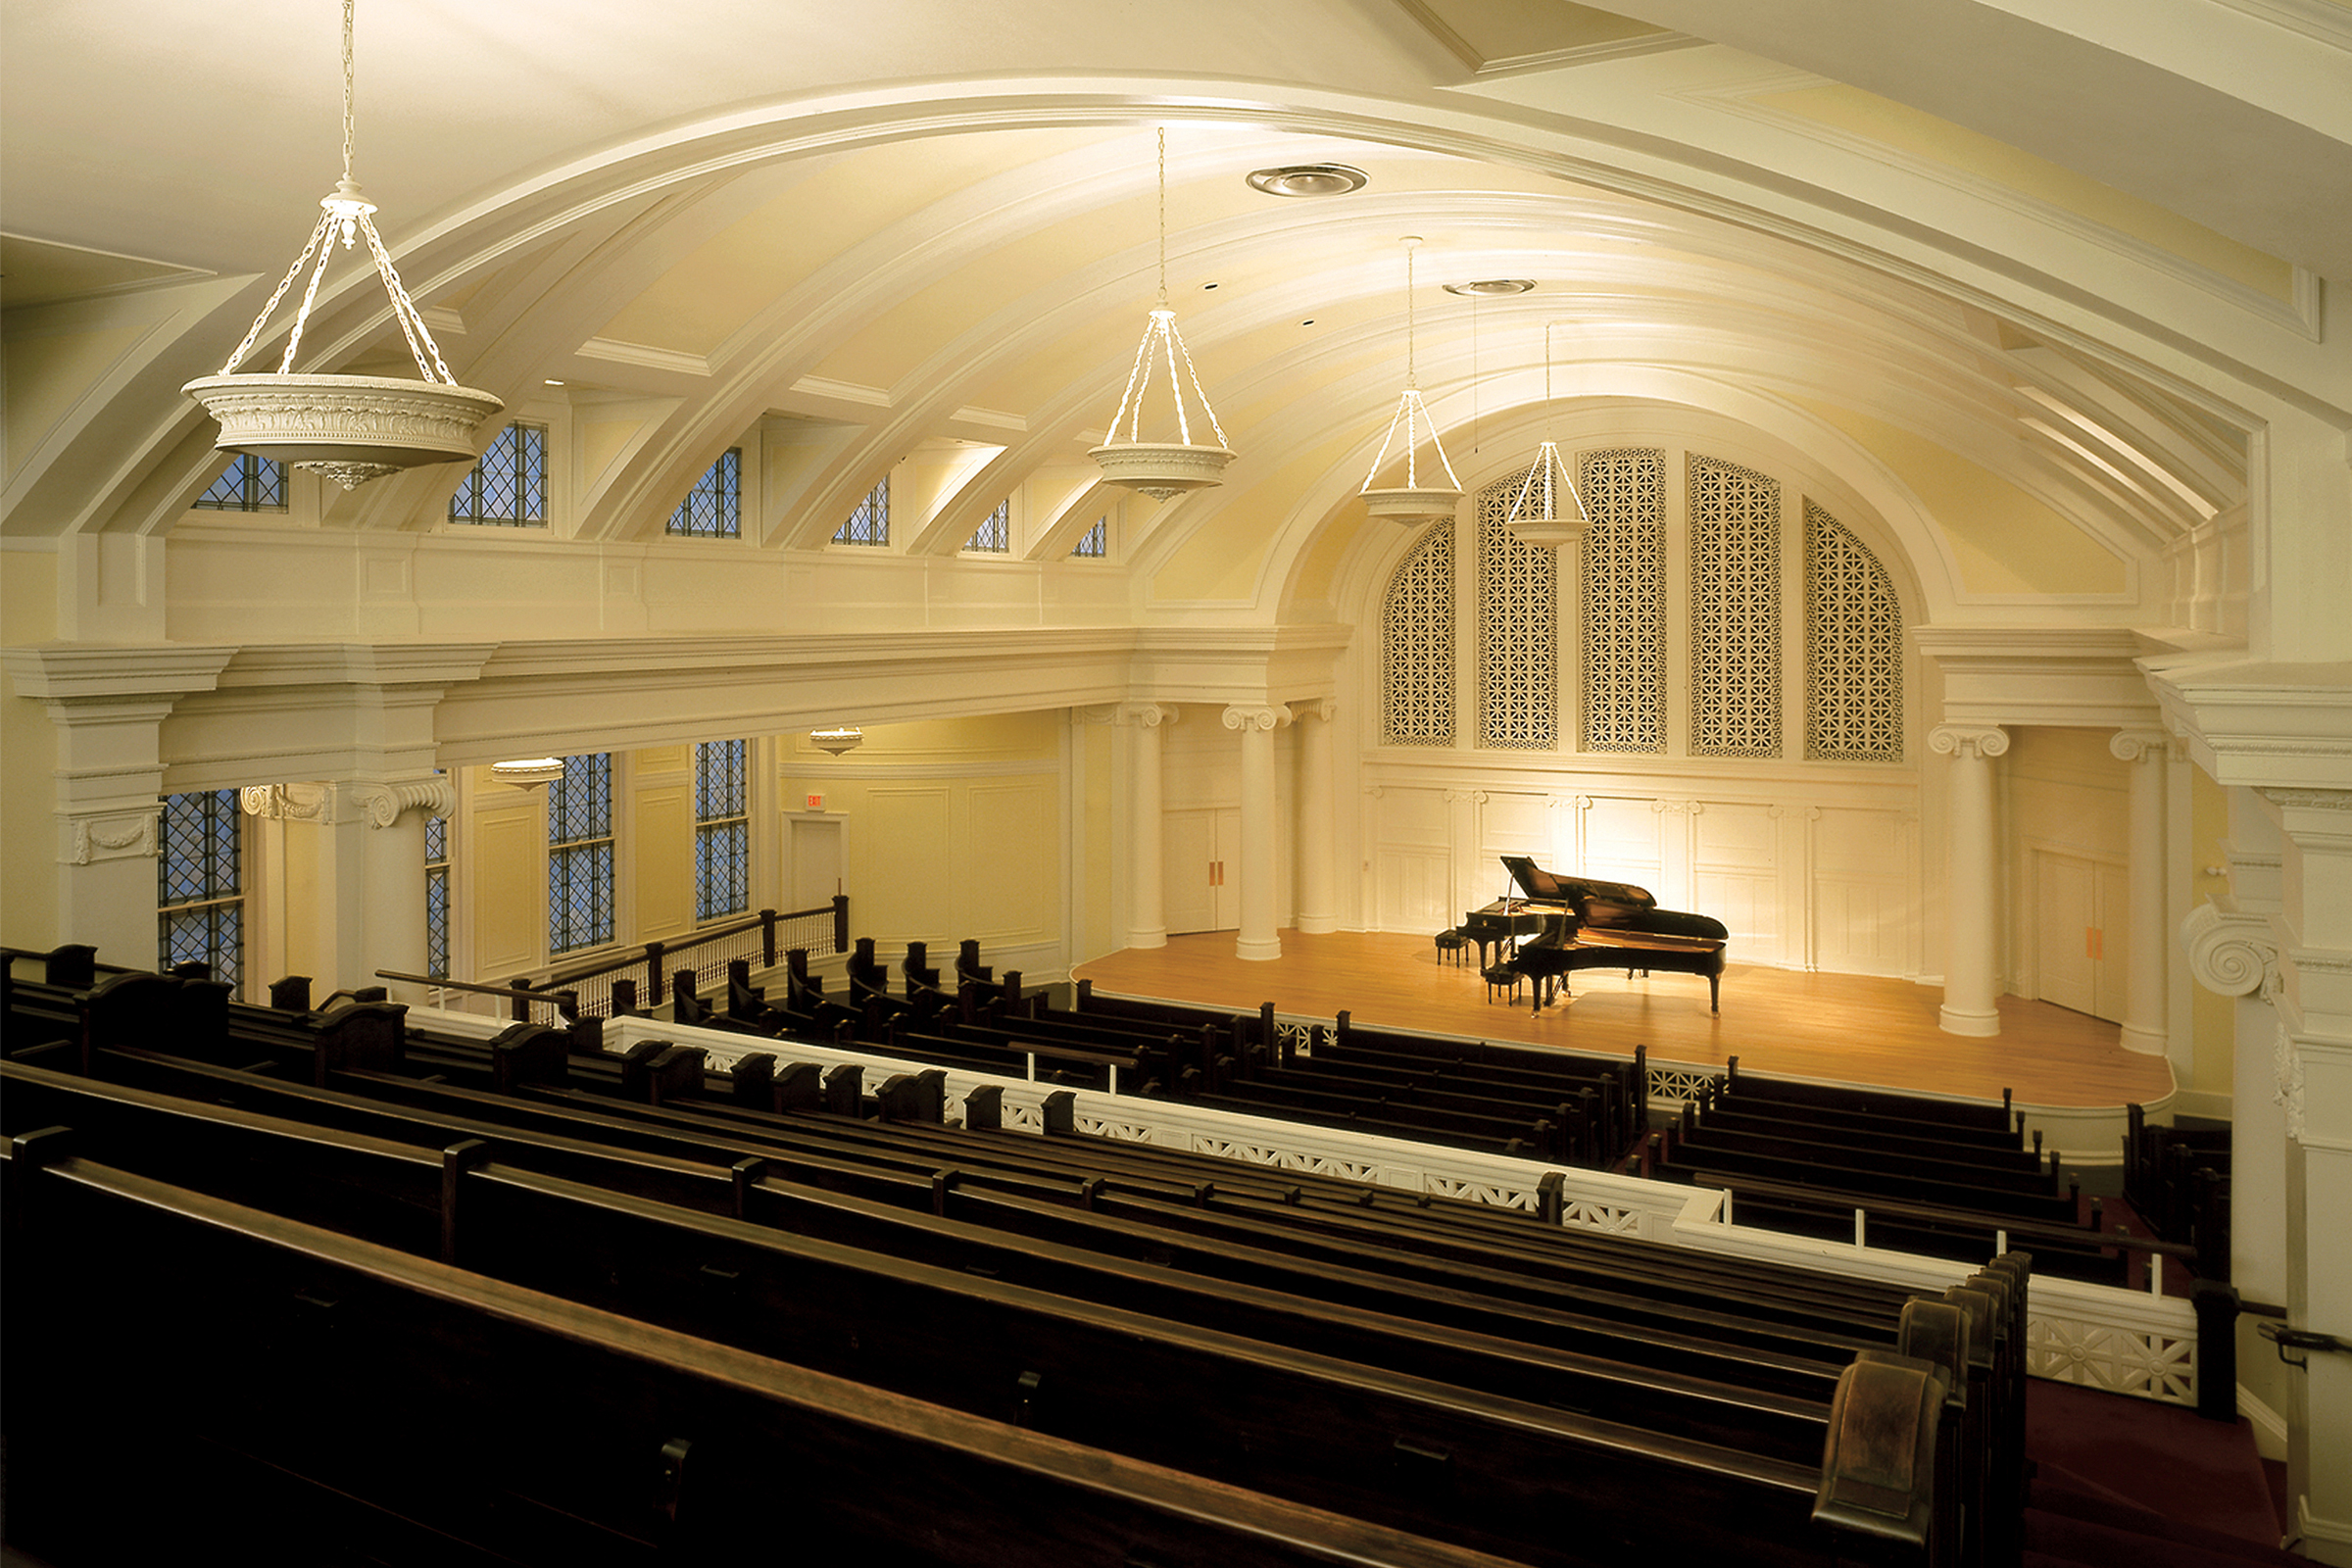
[1224,704,1290,962]
[1294,700,1337,935]
[2110,728,2172,1056]
[1114,703,1176,950]
[1930,723,2008,1036]
[351,775,456,1004]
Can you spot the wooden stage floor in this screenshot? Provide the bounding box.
[1072,930,2174,1110]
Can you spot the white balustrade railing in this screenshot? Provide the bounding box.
[434,1006,2203,1410]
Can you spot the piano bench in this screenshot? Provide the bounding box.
[1481,964,1522,1003]
[1432,929,1469,966]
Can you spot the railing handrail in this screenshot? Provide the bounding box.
[375,969,578,1020]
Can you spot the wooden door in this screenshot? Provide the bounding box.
[788,815,845,911]
[1164,808,1239,934]
[2034,850,2126,1022]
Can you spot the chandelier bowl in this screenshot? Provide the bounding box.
[1089,440,1235,500]
[184,372,503,488]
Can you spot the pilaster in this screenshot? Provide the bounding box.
[1223,704,1290,962]
[1929,722,2008,1037]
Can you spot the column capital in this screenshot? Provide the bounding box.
[350,775,455,829]
[1928,723,2009,760]
[2109,726,2171,763]
[1222,704,1291,733]
[1110,701,1180,728]
[1290,697,1336,725]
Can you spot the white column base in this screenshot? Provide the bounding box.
[1128,926,1168,951]
[1235,934,1284,962]
[1937,1003,2001,1037]
[2119,1023,2168,1056]
[1296,914,1338,936]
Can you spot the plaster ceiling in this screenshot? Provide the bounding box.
[4,0,2340,592]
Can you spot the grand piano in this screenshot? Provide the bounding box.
[1463,855,1730,1014]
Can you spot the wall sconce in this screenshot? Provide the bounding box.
[490,758,564,789]
[809,728,864,757]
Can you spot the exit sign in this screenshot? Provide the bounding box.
[805,793,824,811]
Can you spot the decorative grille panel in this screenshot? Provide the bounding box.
[1381,520,1453,746]
[1070,517,1107,558]
[1479,471,1557,750]
[1579,448,1665,754]
[1688,455,1782,758]
[667,449,740,537]
[1806,503,1905,761]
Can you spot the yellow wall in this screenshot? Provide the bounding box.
[780,714,1063,960]
[469,767,545,980]
[632,746,695,944]
[0,549,59,949]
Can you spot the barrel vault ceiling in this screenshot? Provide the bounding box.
[3,0,2344,622]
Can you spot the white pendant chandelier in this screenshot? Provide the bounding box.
[1504,323,1592,548]
[1360,236,1461,524]
[182,0,501,490]
[1090,129,1235,502]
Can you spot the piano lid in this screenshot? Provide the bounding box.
[1497,855,1657,911]
[1499,854,1573,903]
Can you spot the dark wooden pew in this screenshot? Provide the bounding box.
[2,1142,1540,1568]
[3,1063,1959,1566]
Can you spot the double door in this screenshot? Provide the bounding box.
[2033,850,2128,1022]
[1164,808,1240,935]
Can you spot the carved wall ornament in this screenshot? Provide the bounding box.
[2258,787,2352,813]
[1112,701,1179,729]
[2109,728,2171,764]
[68,808,160,865]
[239,785,280,818]
[2276,1019,2306,1141]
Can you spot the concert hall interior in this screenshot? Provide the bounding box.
[3,0,2349,1559]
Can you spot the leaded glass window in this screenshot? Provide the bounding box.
[1381,518,1453,746]
[694,740,749,922]
[193,453,287,512]
[1579,447,1665,754]
[1479,470,1557,750]
[1806,503,1905,761]
[1071,516,1107,558]
[835,477,889,546]
[1688,455,1783,758]
[667,449,740,538]
[547,754,613,954]
[966,500,1009,553]
[425,808,451,980]
[158,789,242,987]
[450,422,548,527]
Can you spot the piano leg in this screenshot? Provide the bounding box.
[1708,973,1720,1013]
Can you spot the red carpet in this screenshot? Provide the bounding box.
[2025,1381,2291,1560]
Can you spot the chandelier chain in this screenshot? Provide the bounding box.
[342,0,357,186]
[1404,241,1416,387]
[1155,126,1168,307]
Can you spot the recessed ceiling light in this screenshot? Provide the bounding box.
[1300,318,1316,326]
[543,378,565,386]
[1443,279,1537,297]
[1246,164,1369,198]
[1201,281,1220,290]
